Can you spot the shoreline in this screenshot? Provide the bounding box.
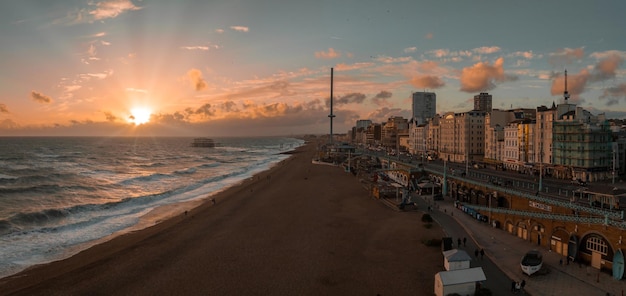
[1,141,444,295]
[0,141,301,280]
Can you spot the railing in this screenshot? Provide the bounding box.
[462,204,626,230]
[357,150,624,221]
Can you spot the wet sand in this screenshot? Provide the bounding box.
[1,141,444,295]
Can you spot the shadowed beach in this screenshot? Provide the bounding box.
[1,141,443,295]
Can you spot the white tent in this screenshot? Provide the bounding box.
[434,267,486,296]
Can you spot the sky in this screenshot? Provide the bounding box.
[1,0,626,137]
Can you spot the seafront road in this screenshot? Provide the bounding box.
[412,194,625,296]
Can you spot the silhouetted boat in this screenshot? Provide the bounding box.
[190,138,216,147]
[521,250,543,275]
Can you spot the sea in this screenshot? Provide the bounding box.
[0,136,304,278]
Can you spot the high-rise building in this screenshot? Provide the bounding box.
[474,93,493,112]
[355,119,372,130]
[412,92,436,124]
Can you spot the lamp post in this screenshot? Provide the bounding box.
[465,148,469,177]
[538,149,543,192]
[613,149,616,185]
[443,154,449,197]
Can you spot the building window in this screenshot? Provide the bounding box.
[586,236,608,255]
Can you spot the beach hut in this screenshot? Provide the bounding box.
[434,267,486,296]
[443,249,472,271]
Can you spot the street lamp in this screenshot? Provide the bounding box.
[538,148,543,192]
[613,149,616,185]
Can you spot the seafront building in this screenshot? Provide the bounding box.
[350,83,625,184]
[473,92,492,112]
[412,91,437,125]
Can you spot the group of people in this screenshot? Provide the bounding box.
[511,279,526,293]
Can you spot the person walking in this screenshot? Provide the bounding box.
[480,248,485,260]
[457,238,462,247]
[520,279,526,292]
[463,237,467,246]
[474,249,479,259]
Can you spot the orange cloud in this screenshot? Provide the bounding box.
[315,48,340,59]
[89,0,141,20]
[31,91,53,103]
[187,69,207,91]
[550,69,590,98]
[592,53,623,81]
[0,103,8,113]
[230,26,249,32]
[460,57,517,92]
[549,47,585,66]
[473,46,501,54]
[410,75,445,89]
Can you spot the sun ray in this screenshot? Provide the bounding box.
[129,107,152,125]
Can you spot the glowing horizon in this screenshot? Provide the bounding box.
[1,0,625,137]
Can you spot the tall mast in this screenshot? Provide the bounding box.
[563,69,570,104]
[328,67,335,144]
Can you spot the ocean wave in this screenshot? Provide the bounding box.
[197,162,220,169]
[0,174,17,180]
[174,167,196,175]
[133,162,167,168]
[0,183,97,195]
[118,173,176,185]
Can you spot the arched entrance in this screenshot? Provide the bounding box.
[550,228,569,256]
[580,233,613,270]
[516,221,528,240]
[529,223,545,246]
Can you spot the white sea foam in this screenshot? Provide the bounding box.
[0,136,304,279]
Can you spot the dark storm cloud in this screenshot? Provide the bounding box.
[30,91,53,103]
[327,92,366,107]
[372,90,392,106]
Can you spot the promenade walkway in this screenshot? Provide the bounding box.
[430,197,625,296]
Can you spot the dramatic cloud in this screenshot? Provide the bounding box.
[194,103,214,117]
[0,103,8,113]
[230,26,249,32]
[372,91,392,106]
[315,48,340,59]
[180,46,209,51]
[550,69,590,98]
[460,57,517,92]
[591,52,623,81]
[473,46,501,54]
[410,75,445,89]
[187,69,207,91]
[600,82,626,105]
[549,47,585,66]
[220,101,239,113]
[366,107,411,123]
[103,111,118,122]
[510,51,536,59]
[30,91,53,103]
[328,92,366,107]
[89,0,141,20]
[0,119,19,129]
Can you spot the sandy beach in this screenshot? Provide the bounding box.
[0,141,443,295]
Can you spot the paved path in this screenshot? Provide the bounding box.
[424,196,626,296]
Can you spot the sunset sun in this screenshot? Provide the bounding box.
[129,107,152,125]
